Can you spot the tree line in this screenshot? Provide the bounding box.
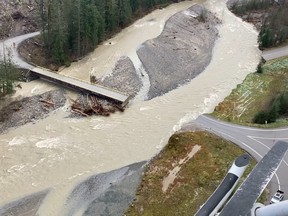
[38,0,183,65]
[231,0,288,49]
[259,6,288,48]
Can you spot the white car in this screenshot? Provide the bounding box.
[270,190,284,204]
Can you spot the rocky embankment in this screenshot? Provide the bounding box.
[137,4,220,99]
[0,89,66,133]
[0,0,38,40]
[0,3,224,215]
[100,56,142,98]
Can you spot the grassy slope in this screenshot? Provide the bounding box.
[212,57,288,127]
[123,50,288,216]
[125,131,256,216]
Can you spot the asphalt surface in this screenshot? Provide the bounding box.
[195,114,288,200]
[0,32,39,70]
[262,45,288,61]
[1,31,288,69]
[0,32,130,104]
[1,21,288,216]
[219,141,288,216]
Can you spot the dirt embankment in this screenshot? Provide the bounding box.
[137,4,220,99]
[0,0,39,40]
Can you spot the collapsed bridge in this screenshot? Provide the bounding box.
[28,67,131,107]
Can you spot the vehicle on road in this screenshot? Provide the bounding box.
[270,190,284,204]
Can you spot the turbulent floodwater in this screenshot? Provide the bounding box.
[0,0,261,215]
[59,0,201,82]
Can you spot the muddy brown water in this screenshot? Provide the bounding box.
[0,0,261,215]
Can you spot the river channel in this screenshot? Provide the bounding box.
[0,0,261,215]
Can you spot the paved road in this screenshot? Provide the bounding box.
[195,114,288,200]
[262,45,288,61]
[0,32,130,104]
[0,32,40,69]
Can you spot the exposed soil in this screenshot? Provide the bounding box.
[18,36,59,71]
[125,131,257,216]
[0,0,39,40]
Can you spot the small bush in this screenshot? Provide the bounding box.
[256,63,263,73]
[254,111,269,124]
[278,92,288,115]
[253,92,288,124]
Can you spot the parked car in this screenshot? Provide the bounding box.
[270,190,284,204]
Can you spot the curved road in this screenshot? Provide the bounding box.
[1,31,288,69]
[0,32,40,69]
[195,114,288,200]
[1,29,288,209]
[262,45,288,61]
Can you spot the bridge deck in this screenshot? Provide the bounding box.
[32,67,130,105]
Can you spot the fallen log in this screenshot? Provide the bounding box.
[72,108,89,117]
[39,99,55,106]
[70,94,122,117]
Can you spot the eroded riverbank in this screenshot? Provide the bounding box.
[0,0,261,215]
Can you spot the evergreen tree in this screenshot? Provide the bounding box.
[0,51,20,97]
[38,0,180,64]
[80,1,99,54]
[130,0,140,12]
[118,0,132,27]
[105,0,117,32]
[259,27,273,48]
[279,92,288,115]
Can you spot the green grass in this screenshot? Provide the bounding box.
[124,57,288,216]
[212,57,288,128]
[125,131,256,216]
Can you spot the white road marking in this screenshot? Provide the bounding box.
[200,115,288,132]
[222,131,281,190]
[204,123,282,189]
[248,136,288,168]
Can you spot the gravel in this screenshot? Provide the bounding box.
[0,190,49,216]
[62,161,146,216]
[100,56,142,98]
[0,3,222,215]
[0,89,66,133]
[137,4,220,99]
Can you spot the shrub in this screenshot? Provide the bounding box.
[256,62,263,73]
[278,92,288,115]
[254,111,269,124]
[253,92,288,124]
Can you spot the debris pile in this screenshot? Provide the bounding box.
[70,95,124,117]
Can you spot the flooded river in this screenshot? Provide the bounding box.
[0,0,261,215]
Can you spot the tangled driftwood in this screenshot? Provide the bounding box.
[70,95,124,117]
